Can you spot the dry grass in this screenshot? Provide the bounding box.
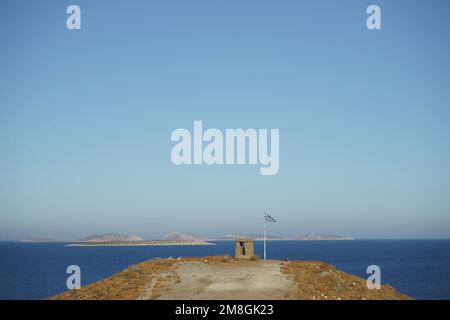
[50,258,176,300]
[281,261,413,300]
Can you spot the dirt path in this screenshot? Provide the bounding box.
[157,260,298,300]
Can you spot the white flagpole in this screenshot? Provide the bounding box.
[263,213,267,261]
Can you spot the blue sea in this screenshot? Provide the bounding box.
[0,240,449,300]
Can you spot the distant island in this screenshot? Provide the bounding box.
[66,240,214,247]
[65,232,214,247]
[22,232,353,244]
[296,234,353,241]
[78,233,144,242]
[162,231,204,242]
[215,234,285,241]
[213,234,353,241]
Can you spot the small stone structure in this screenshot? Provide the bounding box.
[235,239,255,259]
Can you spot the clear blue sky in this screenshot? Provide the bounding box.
[1,0,450,240]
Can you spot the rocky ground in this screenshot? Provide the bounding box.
[50,256,412,300]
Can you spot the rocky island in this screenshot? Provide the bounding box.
[65,232,214,247]
[296,234,354,241]
[217,234,285,240]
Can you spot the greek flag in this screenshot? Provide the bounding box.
[264,213,276,223]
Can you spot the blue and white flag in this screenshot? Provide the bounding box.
[264,213,276,223]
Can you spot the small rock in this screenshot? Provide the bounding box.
[319,271,331,278]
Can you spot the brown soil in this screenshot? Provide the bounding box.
[50,256,412,300]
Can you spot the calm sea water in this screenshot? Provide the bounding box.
[0,240,449,300]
